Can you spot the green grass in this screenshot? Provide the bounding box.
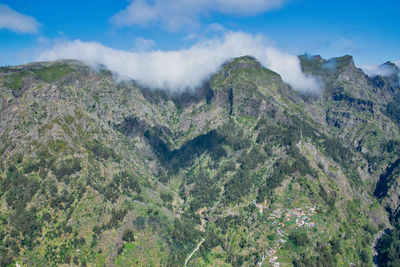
[115,242,137,265]
[33,64,75,83]
[2,64,74,90]
[48,139,68,154]
[3,71,29,90]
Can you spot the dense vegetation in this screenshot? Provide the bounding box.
[0,56,399,266]
[377,222,400,267]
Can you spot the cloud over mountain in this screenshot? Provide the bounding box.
[0,4,40,34]
[362,61,400,77]
[111,0,288,31]
[38,31,319,93]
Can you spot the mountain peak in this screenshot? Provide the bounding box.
[330,55,355,70]
[299,54,357,76]
[222,55,263,71]
[300,53,323,61]
[381,61,399,73]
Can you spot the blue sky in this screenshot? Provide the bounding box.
[0,0,399,66]
[0,0,399,92]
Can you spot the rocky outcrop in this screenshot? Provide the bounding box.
[368,62,400,100]
[331,87,374,113]
[325,110,367,129]
[209,56,287,117]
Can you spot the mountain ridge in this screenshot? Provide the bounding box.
[0,54,399,266]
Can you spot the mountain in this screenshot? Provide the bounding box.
[0,55,399,266]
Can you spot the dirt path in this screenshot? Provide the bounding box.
[184,238,205,266]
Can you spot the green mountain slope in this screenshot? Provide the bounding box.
[0,55,399,266]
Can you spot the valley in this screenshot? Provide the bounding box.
[0,55,399,266]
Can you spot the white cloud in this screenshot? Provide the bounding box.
[215,0,288,15]
[0,5,40,34]
[111,0,287,31]
[134,37,156,52]
[183,23,226,42]
[38,31,319,93]
[362,63,397,77]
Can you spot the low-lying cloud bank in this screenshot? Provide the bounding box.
[362,61,400,77]
[38,32,320,93]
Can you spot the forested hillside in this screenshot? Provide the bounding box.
[1,55,399,266]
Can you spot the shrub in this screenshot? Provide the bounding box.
[122,229,135,242]
[160,192,173,203]
[289,231,310,247]
[51,158,81,181]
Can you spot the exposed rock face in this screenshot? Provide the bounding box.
[301,54,400,227]
[331,88,374,113]
[326,110,367,129]
[369,62,400,101]
[335,56,369,87]
[210,84,264,117]
[209,56,269,117]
